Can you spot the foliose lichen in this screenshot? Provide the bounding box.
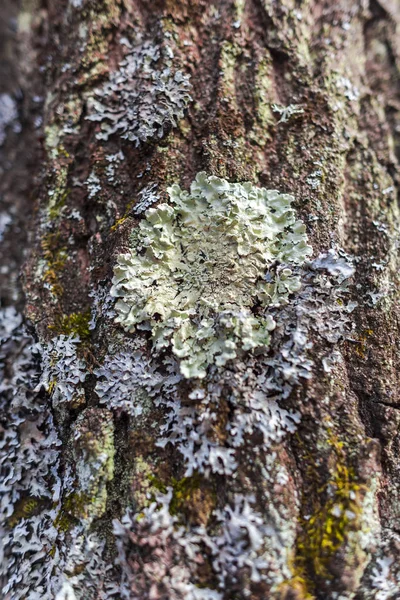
[53,532,115,600]
[272,103,305,123]
[114,489,292,599]
[368,541,400,600]
[156,357,301,476]
[88,284,116,331]
[0,310,117,600]
[97,242,356,480]
[133,183,160,215]
[114,488,220,600]
[111,172,312,378]
[95,350,163,417]
[0,310,62,599]
[87,37,192,146]
[35,335,87,405]
[0,93,18,145]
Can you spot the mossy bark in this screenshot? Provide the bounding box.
[2,1,400,599]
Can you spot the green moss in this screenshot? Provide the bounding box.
[41,232,68,296]
[148,472,217,525]
[53,507,78,533]
[63,491,93,520]
[110,216,129,232]
[7,496,47,528]
[146,472,216,526]
[49,310,91,342]
[278,570,315,600]
[355,329,374,359]
[293,433,367,592]
[148,473,205,515]
[48,188,69,221]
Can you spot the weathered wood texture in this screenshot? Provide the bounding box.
[1,1,400,599]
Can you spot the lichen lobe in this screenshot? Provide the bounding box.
[111,172,312,378]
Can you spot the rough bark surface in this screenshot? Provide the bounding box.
[1,1,400,599]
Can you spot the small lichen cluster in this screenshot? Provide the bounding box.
[114,488,220,600]
[0,310,60,520]
[89,284,116,331]
[87,38,192,145]
[207,493,292,590]
[95,350,163,417]
[133,183,160,215]
[35,334,87,405]
[3,511,60,599]
[272,103,304,123]
[112,172,312,378]
[53,533,113,600]
[85,170,102,199]
[0,93,18,145]
[114,489,291,599]
[105,150,125,185]
[369,545,400,599]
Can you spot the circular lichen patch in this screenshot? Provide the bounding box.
[111,172,312,378]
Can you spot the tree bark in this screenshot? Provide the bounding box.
[1,1,400,599]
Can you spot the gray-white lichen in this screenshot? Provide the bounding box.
[106,174,358,480]
[0,310,117,600]
[0,310,60,517]
[87,38,192,146]
[153,247,355,476]
[113,488,293,599]
[0,311,61,599]
[0,212,12,242]
[0,93,18,145]
[35,335,87,405]
[86,239,357,594]
[133,183,160,215]
[114,488,220,600]
[1,164,360,599]
[156,357,301,476]
[272,103,305,123]
[95,350,162,417]
[111,172,312,379]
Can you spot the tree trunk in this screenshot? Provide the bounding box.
[2,0,400,598]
